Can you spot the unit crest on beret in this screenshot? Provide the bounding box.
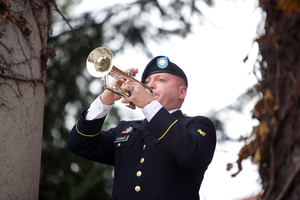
[157,57,168,69]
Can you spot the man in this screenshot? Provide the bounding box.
[68,56,216,200]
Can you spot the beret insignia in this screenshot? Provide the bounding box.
[157,57,168,69]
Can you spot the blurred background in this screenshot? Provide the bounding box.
[42,0,263,199]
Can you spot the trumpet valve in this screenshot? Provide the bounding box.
[127,71,136,77]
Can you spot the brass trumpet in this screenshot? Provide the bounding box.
[86,47,153,109]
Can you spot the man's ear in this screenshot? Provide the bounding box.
[179,86,187,100]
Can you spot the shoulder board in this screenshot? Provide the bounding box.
[125,119,145,122]
[183,114,207,118]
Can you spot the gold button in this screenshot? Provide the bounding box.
[143,144,146,150]
[140,158,145,163]
[117,143,121,147]
[136,171,142,177]
[135,185,141,192]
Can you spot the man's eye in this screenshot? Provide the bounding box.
[145,81,149,84]
[159,79,165,82]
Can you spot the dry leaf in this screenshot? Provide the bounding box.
[226,163,233,171]
[3,9,11,21]
[277,0,299,17]
[251,99,264,119]
[253,120,269,140]
[264,89,280,116]
[252,147,261,164]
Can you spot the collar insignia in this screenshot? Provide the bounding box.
[122,127,133,134]
[157,57,168,69]
[197,129,206,136]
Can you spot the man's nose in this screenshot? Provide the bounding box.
[147,81,155,89]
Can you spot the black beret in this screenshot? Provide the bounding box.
[141,56,188,87]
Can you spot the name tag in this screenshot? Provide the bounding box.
[114,135,129,143]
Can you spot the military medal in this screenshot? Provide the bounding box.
[121,126,133,134]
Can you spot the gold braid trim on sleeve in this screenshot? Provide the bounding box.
[158,119,178,141]
[76,119,101,137]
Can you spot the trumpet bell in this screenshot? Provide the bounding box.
[86,47,114,78]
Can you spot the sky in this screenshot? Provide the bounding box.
[70,0,264,199]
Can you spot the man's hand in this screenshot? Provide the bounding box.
[100,68,139,105]
[121,79,154,109]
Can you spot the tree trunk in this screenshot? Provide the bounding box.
[228,1,300,199]
[0,0,49,199]
[256,1,300,199]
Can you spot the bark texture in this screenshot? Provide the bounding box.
[228,1,300,199]
[0,0,49,199]
[257,1,300,199]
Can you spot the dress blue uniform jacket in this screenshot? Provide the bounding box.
[68,106,216,200]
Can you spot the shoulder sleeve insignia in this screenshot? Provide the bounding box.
[197,129,206,136]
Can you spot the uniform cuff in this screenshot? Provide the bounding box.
[86,95,114,120]
[142,100,163,122]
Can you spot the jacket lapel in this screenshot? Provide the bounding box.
[171,110,185,120]
[130,110,185,142]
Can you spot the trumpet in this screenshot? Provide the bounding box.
[86,47,153,109]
